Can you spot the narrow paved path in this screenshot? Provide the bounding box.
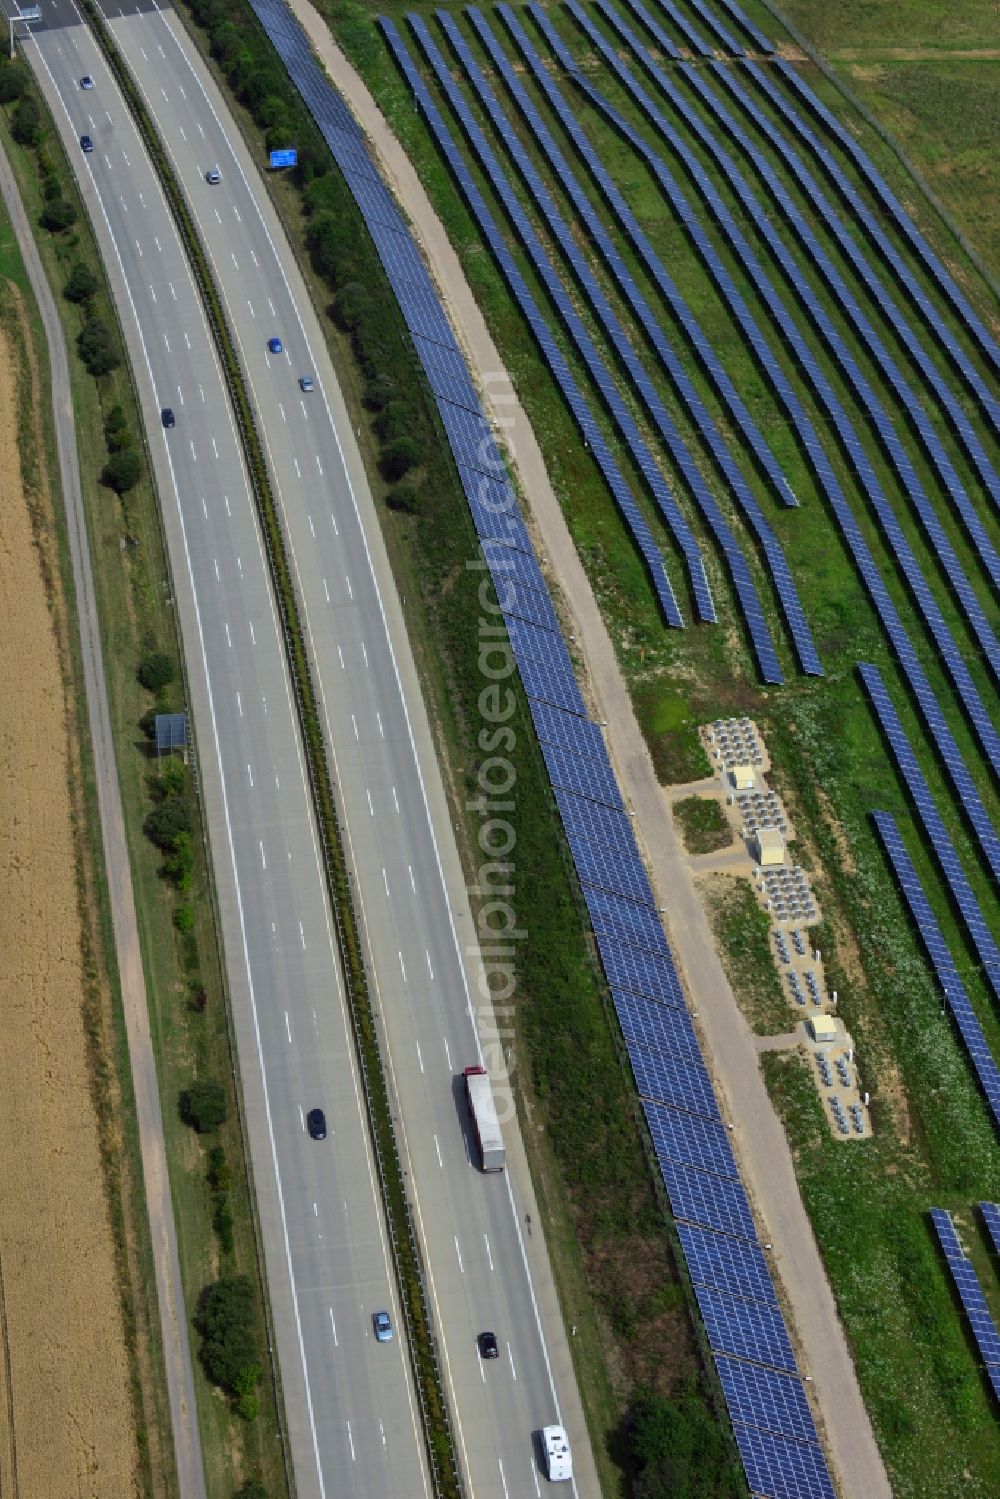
[290,11,893,1496]
[0,143,206,1499]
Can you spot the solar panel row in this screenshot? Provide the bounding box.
[712,59,1000,545]
[980,1203,1000,1259]
[246,6,829,1490]
[872,812,1000,1128]
[673,0,747,55]
[393,18,713,633]
[772,59,1000,394]
[709,0,775,53]
[860,668,1000,1001]
[931,1208,1000,1367]
[467,7,821,680]
[567,0,1000,754]
[495,6,796,514]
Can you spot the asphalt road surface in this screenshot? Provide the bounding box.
[25,3,596,1496]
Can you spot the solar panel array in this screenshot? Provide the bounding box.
[981,1203,1000,1259]
[405,15,798,675]
[772,59,1000,393]
[471,8,821,680]
[676,50,1000,589]
[710,0,775,53]
[872,811,1000,1128]
[567,0,1000,748]
[930,1208,1000,1403]
[860,665,1000,1001]
[437,12,821,682]
[729,60,1000,517]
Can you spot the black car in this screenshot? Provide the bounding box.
[306,1108,327,1141]
[80,134,94,153]
[161,407,175,429]
[478,1331,499,1360]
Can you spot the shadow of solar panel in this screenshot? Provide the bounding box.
[627,1041,719,1119]
[519,658,588,717]
[584,886,672,954]
[715,1356,818,1444]
[598,934,685,1005]
[661,1158,757,1241]
[980,1203,1000,1258]
[693,1283,798,1372]
[616,991,702,1062]
[568,830,656,905]
[529,702,608,762]
[643,1098,740,1180]
[733,1422,837,1499]
[541,742,624,807]
[678,1223,778,1305]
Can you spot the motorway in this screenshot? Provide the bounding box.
[24,2,595,1496]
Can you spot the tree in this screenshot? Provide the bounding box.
[182,1078,228,1134]
[0,66,27,105]
[138,649,176,693]
[195,1275,259,1391]
[102,447,143,494]
[77,317,120,376]
[144,798,192,850]
[382,435,420,482]
[39,199,77,234]
[11,94,40,145]
[64,262,99,304]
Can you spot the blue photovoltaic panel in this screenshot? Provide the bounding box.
[518,658,588,719]
[733,1423,837,1499]
[529,701,608,763]
[862,669,1000,997]
[932,1209,1000,1368]
[502,614,572,672]
[555,790,639,853]
[478,539,550,595]
[567,829,656,906]
[615,991,702,1063]
[627,1040,720,1121]
[545,2,1000,775]
[981,1203,1000,1259]
[643,1097,740,1180]
[710,0,774,52]
[715,1356,818,1444]
[598,935,686,1006]
[678,1223,778,1306]
[873,812,1000,1128]
[660,1158,759,1242]
[465,8,819,680]
[494,576,562,633]
[541,741,625,808]
[584,887,672,955]
[693,1283,798,1372]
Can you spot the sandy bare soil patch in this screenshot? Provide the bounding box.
[0,301,139,1497]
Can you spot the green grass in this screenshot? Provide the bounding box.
[673,795,733,855]
[763,0,1000,54]
[704,878,792,1034]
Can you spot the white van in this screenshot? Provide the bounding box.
[541,1425,572,1482]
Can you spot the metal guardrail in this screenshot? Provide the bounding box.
[77,4,464,1494]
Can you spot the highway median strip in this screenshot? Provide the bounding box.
[77,4,464,1494]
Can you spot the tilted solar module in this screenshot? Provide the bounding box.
[861,667,1000,999]
[643,1097,741,1180]
[541,740,626,807]
[931,1208,1000,1367]
[585,888,672,954]
[518,657,589,718]
[980,1203,1000,1259]
[598,934,686,1006]
[709,0,775,52]
[578,0,1000,688]
[678,1222,779,1306]
[470,6,820,679]
[679,0,747,54]
[431,10,783,682]
[529,702,608,762]
[616,991,704,1065]
[715,1356,819,1444]
[628,1040,720,1120]
[660,1158,759,1242]
[568,828,659,905]
[693,1282,798,1372]
[873,812,1000,1128]
[555,790,640,853]
[733,1422,837,1499]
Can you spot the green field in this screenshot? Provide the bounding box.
[315,1,1000,1494]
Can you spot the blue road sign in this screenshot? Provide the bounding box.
[269,148,298,168]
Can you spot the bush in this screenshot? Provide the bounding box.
[195,1275,260,1393]
[138,649,176,693]
[182,1078,228,1133]
[159,757,187,798]
[77,316,120,376]
[364,373,396,411]
[11,94,40,145]
[65,262,98,303]
[139,707,159,740]
[102,447,143,494]
[174,903,195,934]
[382,435,420,481]
[163,832,194,891]
[234,1479,267,1499]
[626,1391,741,1499]
[387,472,422,515]
[40,199,78,234]
[144,798,192,849]
[213,1192,235,1255]
[0,65,27,104]
[206,1145,230,1192]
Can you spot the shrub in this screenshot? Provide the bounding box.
[195,1275,259,1393]
[102,447,143,494]
[40,199,78,234]
[174,903,195,934]
[213,1192,235,1255]
[138,649,176,693]
[382,435,420,482]
[64,262,98,304]
[182,1078,228,1133]
[387,473,422,515]
[163,832,194,891]
[77,316,120,376]
[234,1479,267,1499]
[0,65,27,104]
[364,373,396,411]
[159,757,187,797]
[144,798,192,849]
[11,94,40,145]
[139,707,159,740]
[206,1145,230,1192]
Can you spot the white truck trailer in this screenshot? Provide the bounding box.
[463,1065,505,1172]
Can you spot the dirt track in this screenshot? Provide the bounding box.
[0,302,138,1497]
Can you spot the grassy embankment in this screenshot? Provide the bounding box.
[0,45,289,1499]
[313,4,1000,1494]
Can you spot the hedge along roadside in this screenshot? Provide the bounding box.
[77,5,464,1495]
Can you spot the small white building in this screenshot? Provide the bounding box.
[730,764,755,790]
[809,1014,838,1045]
[754,827,785,866]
